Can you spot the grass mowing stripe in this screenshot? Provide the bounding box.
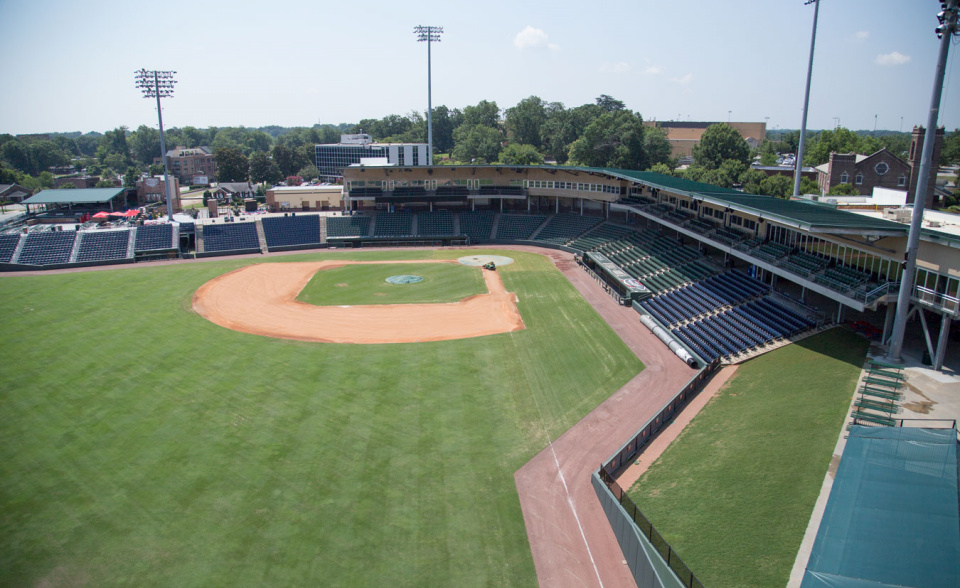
[297,262,486,306]
[627,328,868,588]
[0,249,641,587]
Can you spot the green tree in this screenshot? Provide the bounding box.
[1,140,32,173]
[452,124,502,163]
[96,176,116,188]
[739,168,768,194]
[297,165,320,181]
[128,125,161,165]
[692,124,750,169]
[498,143,544,165]
[97,127,132,167]
[271,145,298,178]
[595,94,626,112]
[461,100,500,129]
[800,177,821,195]
[568,110,647,169]
[804,127,881,166]
[644,126,673,168]
[38,171,55,189]
[149,163,164,176]
[827,182,861,196]
[181,126,205,148]
[760,174,793,198]
[248,151,281,184]
[941,129,960,165]
[75,133,101,157]
[646,162,674,176]
[29,141,69,173]
[243,130,274,154]
[504,96,547,149]
[430,105,459,154]
[215,147,249,182]
[541,102,602,164]
[123,167,141,188]
[757,139,779,166]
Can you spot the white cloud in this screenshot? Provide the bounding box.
[513,26,560,51]
[642,65,663,75]
[600,61,631,74]
[875,51,911,66]
[855,31,869,42]
[668,73,693,85]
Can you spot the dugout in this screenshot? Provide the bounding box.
[582,251,651,304]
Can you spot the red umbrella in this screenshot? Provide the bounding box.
[92,211,111,219]
[123,210,139,217]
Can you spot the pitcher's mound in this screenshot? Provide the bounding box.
[457,255,515,267]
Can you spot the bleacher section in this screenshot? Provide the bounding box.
[592,231,709,294]
[17,231,77,265]
[479,185,523,196]
[459,210,496,242]
[534,213,603,245]
[135,224,176,252]
[416,211,455,236]
[567,224,638,252]
[327,215,370,238]
[780,252,828,277]
[815,266,871,292]
[495,214,546,240]
[373,212,413,237]
[0,234,21,263]
[76,230,131,263]
[261,215,322,249]
[201,222,260,254]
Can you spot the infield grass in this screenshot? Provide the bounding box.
[0,248,642,587]
[296,261,486,306]
[627,328,868,588]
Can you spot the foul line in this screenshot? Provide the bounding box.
[548,440,605,588]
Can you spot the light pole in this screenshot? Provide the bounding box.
[793,0,820,198]
[885,0,958,364]
[414,25,443,166]
[135,69,177,220]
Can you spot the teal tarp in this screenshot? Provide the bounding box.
[801,426,959,588]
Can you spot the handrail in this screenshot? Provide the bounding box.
[912,285,960,317]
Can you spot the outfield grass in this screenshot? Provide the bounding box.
[627,328,868,588]
[0,248,643,587]
[296,262,486,306]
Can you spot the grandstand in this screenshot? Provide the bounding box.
[459,210,496,242]
[200,221,260,255]
[373,212,414,237]
[327,215,371,238]
[495,214,546,240]
[261,215,322,249]
[416,210,455,236]
[76,230,131,263]
[135,224,177,252]
[0,233,21,263]
[16,230,76,265]
[534,213,603,245]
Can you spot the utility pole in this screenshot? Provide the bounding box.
[135,69,177,220]
[886,0,958,363]
[414,25,443,166]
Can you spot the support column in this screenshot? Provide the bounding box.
[836,304,843,324]
[555,197,559,214]
[934,315,952,370]
[882,303,896,344]
[580,198,583,215]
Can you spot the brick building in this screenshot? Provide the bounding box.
[156,146,217,185]
[642,121,767,159]
[815,126,944,206]
[135,176,181,210]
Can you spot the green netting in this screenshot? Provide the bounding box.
[801,426,959,588]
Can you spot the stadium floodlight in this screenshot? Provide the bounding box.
[135,69,178,221]
[792,0,821,198]
[886,0,959,365]
[414,25,443,166]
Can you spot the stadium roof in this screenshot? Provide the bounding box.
[23,188,125,205]
[801,426,959,588]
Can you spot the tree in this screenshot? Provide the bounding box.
[692,124,750,169]
[760,174,793,198]
[498,143,544,166]
[739,168,768,194]
[717,159,747,187]
[461,100,500,129]
[285,175,303,186]
[644,126,672,168]
[541,102,602,164]
[646,162,674,176]
[128,125,161,166]
[568,110,647,170]
[216,147,249,182]
[123,167,140,188]
[804,127,881,167]
[149,163,164,176]
[248,151,281,184]
[451,124,502,163]
[38,171,55,189]
[271,145,298,178]
[298,165,320,181]
[941,129,960,165]
[97,127,132,167]
[828,182,861,196]
[430,105,459,154]
[96,176,116,188]
[30,141,69,173]
[181,126,205,148]
[1,140,32,173]
[504,96,547,149]
[595,94,626,113]
[799,177,821,195]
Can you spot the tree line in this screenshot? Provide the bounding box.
[2,94,958,200]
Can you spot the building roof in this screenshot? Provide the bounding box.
[800,426,959,588]
[166,146,213,157]
[22,187,125,205]
[216,182,254,193]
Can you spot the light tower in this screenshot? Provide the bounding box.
[135,69,177,221]
[885,0,959,364]
[793,0,820,198]
[414,25,443,165]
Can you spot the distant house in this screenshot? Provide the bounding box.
[0,183,31,203]
[213,182,256,201]
[815,126,943,207]
[54,176,100,189]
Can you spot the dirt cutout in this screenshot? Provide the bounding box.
[192,260,524,344]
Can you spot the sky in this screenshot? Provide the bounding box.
[1,0,958,136]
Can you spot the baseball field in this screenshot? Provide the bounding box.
[0,248,643,587]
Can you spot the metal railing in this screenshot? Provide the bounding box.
[597,360,719,588]
[912,285,960,317]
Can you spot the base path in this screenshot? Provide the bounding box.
[192,259,523,344]
[508,247,697,588]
